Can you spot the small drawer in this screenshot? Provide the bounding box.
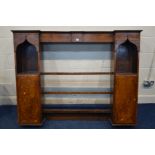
[83,33,113,42]
[41,33,72,42]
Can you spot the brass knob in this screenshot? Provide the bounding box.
[75,38,80,42]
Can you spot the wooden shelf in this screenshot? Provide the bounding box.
[42,91,113,95]
[43,108,111,114]
[40,72,114,75]
[43,108,112,120]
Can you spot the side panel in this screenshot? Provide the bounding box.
[17,75,42,125]
[112,75,138,125]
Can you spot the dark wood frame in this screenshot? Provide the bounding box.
[12,30,142,126]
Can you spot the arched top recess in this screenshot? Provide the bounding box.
[16,39,38,74]
[116,39,138,73]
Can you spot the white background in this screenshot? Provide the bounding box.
[0,0,155,155]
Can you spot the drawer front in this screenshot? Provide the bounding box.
[83,33,113,42]
[41,33,72,42]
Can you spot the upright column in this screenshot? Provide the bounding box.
[112,31,141,125]
[13,31,42,125]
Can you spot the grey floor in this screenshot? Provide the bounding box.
[0,104,155,129]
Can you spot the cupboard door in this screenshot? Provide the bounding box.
[17,75,42,125]
[113,75,138,125]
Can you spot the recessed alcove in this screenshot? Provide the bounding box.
[16,39,38,74]
[116,39,138,74]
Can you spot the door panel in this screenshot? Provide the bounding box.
[17,75,42,125]
[113,75,138,125]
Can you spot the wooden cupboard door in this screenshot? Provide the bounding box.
[113,75,138,125]
[17,75,42,125]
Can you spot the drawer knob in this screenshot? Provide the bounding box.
[75,38,80,42]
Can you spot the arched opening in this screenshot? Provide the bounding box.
[116,39,138,73]
[16,39,38,73]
